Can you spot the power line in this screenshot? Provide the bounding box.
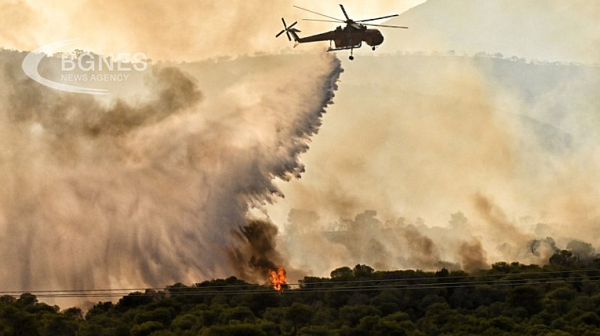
[27,277,600,298]
[298,267,600,285]
[5,273,599,299]
[2,267,598,295]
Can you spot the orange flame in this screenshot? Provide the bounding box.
[269,267,287,291]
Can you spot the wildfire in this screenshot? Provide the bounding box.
[269,267,287,291]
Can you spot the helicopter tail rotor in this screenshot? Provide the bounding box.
[276,18,301,42]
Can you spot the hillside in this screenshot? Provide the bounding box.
[382,0,600,64]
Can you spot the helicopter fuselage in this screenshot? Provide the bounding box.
[331,26,384,49]
[293,24,384,50]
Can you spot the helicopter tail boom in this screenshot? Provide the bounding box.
[288,28,301,42]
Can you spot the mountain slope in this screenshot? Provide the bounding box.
[383,0,600,64]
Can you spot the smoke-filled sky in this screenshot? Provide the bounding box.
[2,0,600,306]
[0,49,341,306]
[269,54,600,276]
[1,0,425,61]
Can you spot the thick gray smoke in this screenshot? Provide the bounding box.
[0,50,342,300]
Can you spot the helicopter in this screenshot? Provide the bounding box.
[276,4,408,60]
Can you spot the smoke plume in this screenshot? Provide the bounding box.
[0,49,342,302]
[228,220,285,280]
[271,52,600,277]
[458,239,488,273]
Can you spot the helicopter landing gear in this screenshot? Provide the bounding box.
[349,55,354,60]
[372,46,376,51]
[349,48,354,60]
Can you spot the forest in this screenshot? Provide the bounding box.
[1,250,600,336]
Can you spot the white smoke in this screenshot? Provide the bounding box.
[0,49,342,302]
[272,53,600,277]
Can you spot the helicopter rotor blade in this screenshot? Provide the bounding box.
[277,18,296,40]
[363,23,408,29]
[293,5,344,22]
[276,18,299,41]
[356,14,399,22]
[339,4,351,21]
[302,19,342,23]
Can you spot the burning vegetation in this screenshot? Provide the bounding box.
[269,266,287,291]
[228,220,289,288]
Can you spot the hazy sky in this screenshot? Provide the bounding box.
[3,0,600,292]
[1,0,426,60]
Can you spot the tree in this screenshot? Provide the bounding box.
[220,306,256,324]
[171,313,198,332]
[78,315,129,336]
[357,315,380,332]
[508,286,543,315]
[419,302,454,333]
[371,291,400,315]
[331,267,353,279]
[576,312,600,327]
[352,265,374,278]
[285,303,315,334]
[549,250,578,267]
[202,324,266,336]
[116,292,154,311]
[298,325,334,336]
[62,307,83,320]
[339,305,381,327]
[130,321,165,336]
[41,315,78,336]
[134,307,174,325]
[16,293,38,308]
[372,313,419,336]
